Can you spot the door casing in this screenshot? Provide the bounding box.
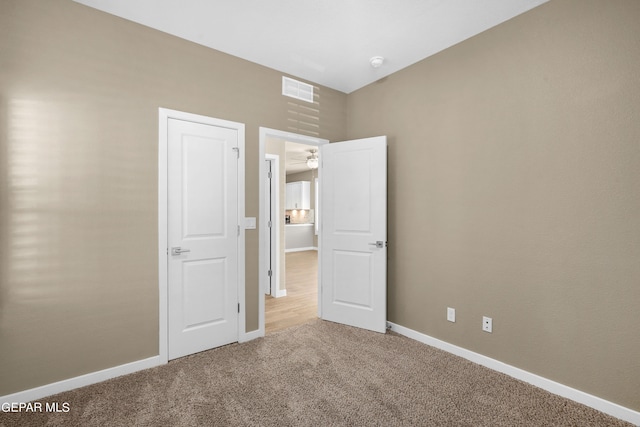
[159,108,246,364]
[258,127,328,337]
[264,154,281,297]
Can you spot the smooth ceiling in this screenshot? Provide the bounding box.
[72,0,548,94]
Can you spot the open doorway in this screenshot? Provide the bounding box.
[266,248,318,333]
[258,128,328,336]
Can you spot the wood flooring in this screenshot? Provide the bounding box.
[265,250,318,334]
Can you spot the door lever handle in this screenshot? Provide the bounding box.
[368,241,387,249]
[171,247,191,256]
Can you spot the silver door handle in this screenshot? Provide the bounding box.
[369,241,387,249]
[171,247,191,256]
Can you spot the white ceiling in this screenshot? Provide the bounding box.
[73,0,548,94]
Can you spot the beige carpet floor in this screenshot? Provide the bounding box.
[0,320,632,426]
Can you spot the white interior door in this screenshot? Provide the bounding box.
[168,118,239,360]
[320,136,387,333]
[264,159,274,295]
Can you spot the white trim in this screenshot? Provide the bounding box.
[258,127,328,338]
[314,177,319,236]
[387,322,640,426]
[158,110,169,365]
[316,148,323,319]
[236,121,247,344]
[0,356,162,405]
[159,108,247,356]
[240,329,263,343]
[265,154,280,298]
[285,247,316,253]
[274,288,287,298]
[235,122,245,342]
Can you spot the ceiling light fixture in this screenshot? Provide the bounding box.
[306,157,318,169]
[306,150,319,169]
[370,56,384,68]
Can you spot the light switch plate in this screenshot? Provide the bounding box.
[244,217,256,229]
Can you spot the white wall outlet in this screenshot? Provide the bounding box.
[447,307,456,323]
[482,316,492,333]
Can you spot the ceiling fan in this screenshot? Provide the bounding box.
[289,148,319,170]
[306,149,319,169]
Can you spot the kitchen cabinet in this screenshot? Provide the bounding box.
[285,224,315,252]
[286,181,310,210]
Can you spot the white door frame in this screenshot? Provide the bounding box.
[159,108,246,364]
[258,127,328,337]
[264,154,280,297]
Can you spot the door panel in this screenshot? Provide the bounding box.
[182,258,226,328]
[168,118,238,360]
[320,136,387,333]
[333,150,373,233]
[182,136,226,237]
[333,250,373,308]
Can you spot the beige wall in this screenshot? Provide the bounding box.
[0,0,346,395]
[347,0,640,411]
[2,0,638,414]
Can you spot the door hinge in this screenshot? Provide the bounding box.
[237,225,240,236]
[238,303,240,313]
[268,220,272,228]
[268,270,272,277]
[232,147,239,159]
[267,171,272,179]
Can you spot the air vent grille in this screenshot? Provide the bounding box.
[282,76,314,103]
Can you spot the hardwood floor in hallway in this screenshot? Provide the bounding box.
[265,250,318,334]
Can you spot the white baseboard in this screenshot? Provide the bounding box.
[0,356,162,405]
[240,329,263,343]
[9,323,635,425]
[4,325,267,403]
[387,322,640,426]
[285,247,315,253]
[274,288,287,298]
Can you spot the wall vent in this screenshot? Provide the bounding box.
[282,76,314,103]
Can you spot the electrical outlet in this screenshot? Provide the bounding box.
[482,316,492,333]
[447,307,456,322]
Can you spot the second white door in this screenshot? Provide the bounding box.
[168,118,239,360]
[320,136,387,333]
